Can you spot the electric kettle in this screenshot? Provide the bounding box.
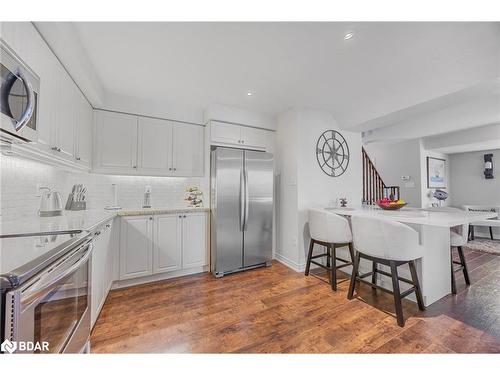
[39,187,63,217]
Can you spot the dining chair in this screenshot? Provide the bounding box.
[306,209,355,291]
[348,215,425,327]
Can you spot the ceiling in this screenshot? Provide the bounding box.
[60,22,500,129]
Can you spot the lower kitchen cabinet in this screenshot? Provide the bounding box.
[119,212,207,282]
[119,216,154,280]
[182,212,208,269]
[154,214,182,273]
[90,220,114,328]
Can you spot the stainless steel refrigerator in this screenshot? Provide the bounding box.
[211,147,273,277]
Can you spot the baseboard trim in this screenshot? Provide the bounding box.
[111,266,208,290]
[274,253,305,272]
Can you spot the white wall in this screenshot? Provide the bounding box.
[274,109,300,269]
[0,156,205,221]
[275,108,362,271]
[420,149,450,208]
[364,139,422,207]
[449,149,500,239]
[449,149,500,206]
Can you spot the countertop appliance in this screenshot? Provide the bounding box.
[39,187,63,217]
[0,40,39,144]
[210,147,273,277]
[0,230,92,354]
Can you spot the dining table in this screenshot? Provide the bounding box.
[324,205,498,306]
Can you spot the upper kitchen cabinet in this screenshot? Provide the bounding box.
[75,91,93,168]
[93,110,204,177]
[172,123,204,176]
[1,23,93,171]
[137,117,173,175]
[52,70,76,160]
[93,110,138,174]
[210,121,272,151]
[210,121,242,145]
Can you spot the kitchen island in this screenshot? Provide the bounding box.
[325,206,497,306]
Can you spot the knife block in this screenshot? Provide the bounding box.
[68,201,86,211]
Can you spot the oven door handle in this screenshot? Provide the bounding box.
[21,242,93,309]
[13,68,35,132]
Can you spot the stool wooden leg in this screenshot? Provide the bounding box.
[347,252,360,299]
[390,261,405,327]
[348,242,357,276]
[490,226,494,240]
[409,260,425,311]
[371,261,377,290]
[305,239,314,276]
[331,244,337,291]
[326,245,331,283]
[457,246,470,285]
[451,248,457,295]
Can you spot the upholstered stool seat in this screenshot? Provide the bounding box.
[305,209,355,291]
[348,215,425,327]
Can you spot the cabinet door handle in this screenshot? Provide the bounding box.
[241,140,245,144]
[183,215,186,218]
[133,165,137,169]
[169,167,172,171]
[76,157,81,161]
[149,217,153,220]
[105,224,111,228]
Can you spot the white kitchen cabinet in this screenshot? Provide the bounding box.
[210,121,242,145]
[90,220,113,328]
[154,214,182,273]
[172,123,204,176]
[94,110,138,173]
[119,212,207,281]
[137,117,173,175]
[210,121,269,150]
[75,92,93,168]
[53,70,76,160]
[119,216,153,280]
[240,126,268,149]
[94,110,204,177]
[181,212,207,269]
[1,23,93,171]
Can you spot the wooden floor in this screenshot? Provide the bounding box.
[91,248,500,353]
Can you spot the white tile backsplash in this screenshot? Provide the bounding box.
[0,155,206,220]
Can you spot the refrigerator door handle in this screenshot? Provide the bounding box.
[239,168,245,231]
[243,167,249,231]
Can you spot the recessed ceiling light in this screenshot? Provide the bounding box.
[344,32,354,40]
[247,92,252,96]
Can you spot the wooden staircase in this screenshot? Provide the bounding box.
[362,147,400,204]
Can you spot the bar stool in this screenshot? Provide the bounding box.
[305,209,355,291]
[348,216,425,327]
[450,223,470,294]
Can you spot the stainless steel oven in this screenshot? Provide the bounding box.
[0,40,39,143]
[3,237,92,353]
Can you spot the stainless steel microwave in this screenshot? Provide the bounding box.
[0,40,39,143]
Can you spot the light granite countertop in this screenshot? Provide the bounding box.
[0,207,210,237]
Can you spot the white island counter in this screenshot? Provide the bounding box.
[324,206,497,306]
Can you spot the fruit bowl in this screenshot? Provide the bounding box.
[376,202,407,210]
[376,198,407,210]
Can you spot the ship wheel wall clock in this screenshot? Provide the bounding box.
[316,130,350,177]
